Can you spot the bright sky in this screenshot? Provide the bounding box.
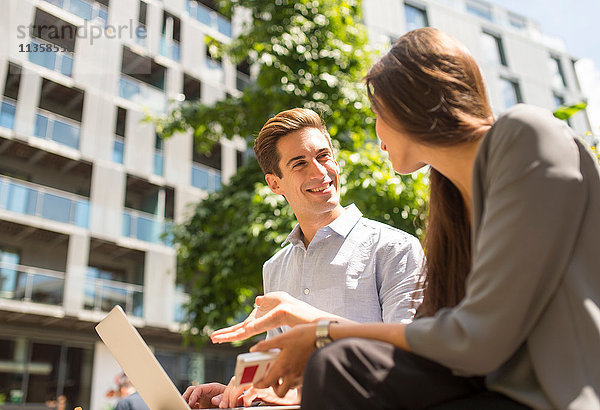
[486,0,600,66]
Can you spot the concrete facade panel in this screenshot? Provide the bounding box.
[89,162,126,238]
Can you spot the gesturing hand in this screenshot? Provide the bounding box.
[210,291,342,343]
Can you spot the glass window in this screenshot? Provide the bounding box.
[236,150,245,170]
[466,0,493,21]
[191,165,210,191]
[86,266,126,282]
[154,134,164,176]
[4,62,22,100]
[500,77,523,111]
[113,137,124,164]
[508,12,526,29]
[63,347,93,408]
[41,192,71,224]
[205,39,224,83]
[0,338,26,405]
[481,31,507,66]
[26,342,62,404]
[404,3,428,31]
[155,133,164,151]
[0,249,20,300]
[29,272,64,305]
[0,99,17,130]
[115,107,127,137]
[183,74,202,101]
[549,55,567,89]
[0,338,93,408]
[153,152,164,176]
[193,142,221,170]
[139,0,147,25]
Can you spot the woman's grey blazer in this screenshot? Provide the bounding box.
[406,104,600,409]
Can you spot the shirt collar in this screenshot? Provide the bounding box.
[281,204,363,247]
[282,223,304,247]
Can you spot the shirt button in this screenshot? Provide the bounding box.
[303,288,310,295]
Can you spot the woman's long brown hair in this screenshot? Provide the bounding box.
[365,28,494,316]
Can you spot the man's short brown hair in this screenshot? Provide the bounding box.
[254,108,332,177]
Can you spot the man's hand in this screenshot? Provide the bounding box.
[182,382,226,409]
[216,377,245,408]
[210,376,301,408]
[210,291,344,343]
[250,323,318,398]
[218,377,301,408]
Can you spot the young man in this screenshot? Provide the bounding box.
[184,108,423,408]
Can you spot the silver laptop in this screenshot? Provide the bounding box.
[95,305,300,410]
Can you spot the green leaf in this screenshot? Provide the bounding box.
[553,101,587,120]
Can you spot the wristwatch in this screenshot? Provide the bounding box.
[315,320,338,348]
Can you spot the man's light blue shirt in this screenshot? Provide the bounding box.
[264,204,424,337]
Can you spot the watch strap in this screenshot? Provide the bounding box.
[315,319,338,348]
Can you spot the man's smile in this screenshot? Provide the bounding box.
[306,181,333,193]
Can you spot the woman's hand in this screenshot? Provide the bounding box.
[211,291,345,343]
[249,321,410,398]
[250,323,318,397]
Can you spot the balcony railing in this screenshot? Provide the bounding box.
[0,261,64,306]
[34,108,81,149]
[465,0,493,21]
[113,136,124,164]
[186,0,232,37]
[0,98,16,130]
[0,174,90,228]
[84,268,143,317]
[122,208,171,245]
[191,163,221,193]
[119,74,167,113]
[28,38,74,77]
[135,24,148,46]
[45,0,108,26]
[153,152,164,176]
[160,36,181,62]
[205,58,224,83]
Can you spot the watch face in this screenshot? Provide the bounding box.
[315,320,336,349]
[316,337,332,349]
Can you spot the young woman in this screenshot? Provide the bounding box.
[249,27,600,409]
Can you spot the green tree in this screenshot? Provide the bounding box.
[158,0,427,343]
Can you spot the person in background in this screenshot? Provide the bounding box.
[115,376,149,410]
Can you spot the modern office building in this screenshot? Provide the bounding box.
[364,0,592,137]
[0,0,247,408]
[0,0,592,408]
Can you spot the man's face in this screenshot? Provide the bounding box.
[265,128,341,219]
